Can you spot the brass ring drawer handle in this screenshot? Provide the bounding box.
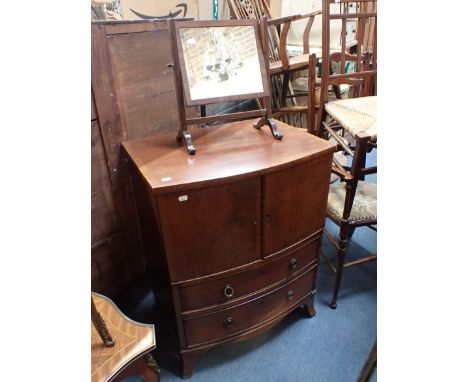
[287,290,294,300]
[289,257,297,269]
[223,317,234,328]
[223,284,234,298]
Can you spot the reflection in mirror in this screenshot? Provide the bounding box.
[179,26,265,101]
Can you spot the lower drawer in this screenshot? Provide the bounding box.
[179,238,320,313]
[183,266,316,346]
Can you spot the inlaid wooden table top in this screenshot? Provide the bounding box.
[91,293,156,382]
[122,118,335,194]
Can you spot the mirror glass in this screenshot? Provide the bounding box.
[179,25,265,102]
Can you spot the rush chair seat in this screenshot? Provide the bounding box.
[325,96,377,140]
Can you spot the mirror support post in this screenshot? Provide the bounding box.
[253,16,282,141]
[169,18,196,155]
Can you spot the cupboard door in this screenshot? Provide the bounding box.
[262,154,332,257]
[157,177,261,282]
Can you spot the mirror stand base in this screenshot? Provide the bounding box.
[253,117,283,140]
[177,129,196,155]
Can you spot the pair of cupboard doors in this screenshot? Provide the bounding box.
[157,154,332,284]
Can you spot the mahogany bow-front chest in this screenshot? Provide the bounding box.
[122,119,335,378]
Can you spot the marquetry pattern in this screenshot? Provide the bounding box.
[91,293,156,382]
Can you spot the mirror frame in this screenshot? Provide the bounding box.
[173,19,270,107]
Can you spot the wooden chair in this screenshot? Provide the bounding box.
[91,293,159,382]
[284,0,375,134]
[272,0,377,128]
[227,0,321,73]
[227,0,321,123]
[320,98,377,309]
[310,0,377,309]
[313,0,377,134]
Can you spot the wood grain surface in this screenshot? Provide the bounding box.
[158,176,261,282]
[122,118,335,194]
[182,265,317,346]
[179,238,320,314]
[126,117,334,377]
[262,156,332,256]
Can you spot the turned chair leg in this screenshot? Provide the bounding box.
[330,226,349,309]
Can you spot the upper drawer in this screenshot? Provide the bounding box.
[183,265,317,347]
[179,237,320,314]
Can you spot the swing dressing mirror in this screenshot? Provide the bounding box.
[170,19,281,155]
[174,20,270,106]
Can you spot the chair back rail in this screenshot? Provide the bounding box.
[228,0,275,54]
[315,0,377,133]
[228,0,322,128]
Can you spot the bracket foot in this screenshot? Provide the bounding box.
[303,294,316,317]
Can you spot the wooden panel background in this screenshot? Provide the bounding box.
[91,20,199,296]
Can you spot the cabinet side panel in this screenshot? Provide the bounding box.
[91,120,119,243]
[262,153,333,256]
[158,177,261,282]
[130,163,185,346]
